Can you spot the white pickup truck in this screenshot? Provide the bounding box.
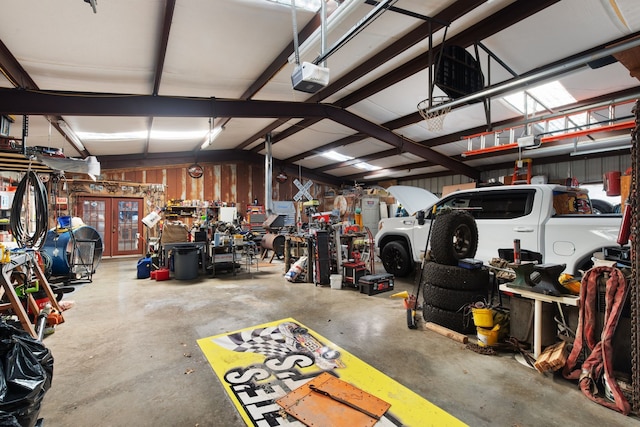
[375,184,624,277]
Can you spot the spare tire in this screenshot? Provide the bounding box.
[421,262,489,291]
[422,304,475,334]
[430,210,478,266]
[422,282,487,312]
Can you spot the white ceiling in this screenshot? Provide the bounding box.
[0,0,638,184]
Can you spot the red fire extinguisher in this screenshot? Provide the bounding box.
[617,201,632,245]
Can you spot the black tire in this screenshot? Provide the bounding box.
[380,241,413,277]
[421,262,489,290]
[430,210,478,266]
[422,304,475,334]
[590,199,614,214]
[422,283,487,312]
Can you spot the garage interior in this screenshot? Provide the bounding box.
[0,0,639,426]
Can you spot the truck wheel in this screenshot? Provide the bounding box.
[422,283,487,312]
[430,210,478,265]
[421,262,489,291]
[380,241,413,277]
[422,304,475,334]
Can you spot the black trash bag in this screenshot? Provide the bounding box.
[0,321,53,427]
[0,411,22,426]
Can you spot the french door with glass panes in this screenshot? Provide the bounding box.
[76,197,143,257]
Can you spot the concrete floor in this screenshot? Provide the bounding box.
[37,257,639,427]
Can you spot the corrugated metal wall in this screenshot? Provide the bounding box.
[396,154,631,196]
[102,154,630,206]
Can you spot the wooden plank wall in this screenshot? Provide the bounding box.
[103,162,339,214]
[102,162,261,213]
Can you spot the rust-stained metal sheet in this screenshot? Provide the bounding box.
[276,372,390,427]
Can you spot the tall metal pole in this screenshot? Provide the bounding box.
[264,132,273,215]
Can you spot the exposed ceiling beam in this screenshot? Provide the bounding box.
[152,0,175,96]
[0,88,479,178]
[289,28,640,168]
[239,0,487,152]
[229,13,323,150]
[274,0,560,163]
[0,38,89,157]
[144,0,176,157]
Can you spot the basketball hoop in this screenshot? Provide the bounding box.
[417,96,452,131]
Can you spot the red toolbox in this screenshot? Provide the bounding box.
[358,273,394,295]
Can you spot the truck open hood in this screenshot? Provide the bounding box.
[386,185,439,215]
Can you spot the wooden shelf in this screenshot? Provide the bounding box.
[0,151,54,173]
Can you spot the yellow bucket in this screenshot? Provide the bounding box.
[477,324,500,347]
[472,307,494,328]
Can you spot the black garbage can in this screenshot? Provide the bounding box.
[173,246,199,280]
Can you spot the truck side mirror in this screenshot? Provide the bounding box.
[417,210,425,225]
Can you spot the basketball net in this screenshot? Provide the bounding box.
[417,96,452,131]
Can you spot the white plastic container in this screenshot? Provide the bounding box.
[330,274,342,289]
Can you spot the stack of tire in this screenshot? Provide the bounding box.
[421,209,489,334]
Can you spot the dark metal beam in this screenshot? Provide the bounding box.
[238,0,486,151]
[275,0,559,164]
[285,21,638,167]
[231,14,323,150]
[152,0,175,96]
[0,39,38,89]
[145,0,175,156]
[0,38,89,157]
[0,88,479,178]
[336,0,560,108]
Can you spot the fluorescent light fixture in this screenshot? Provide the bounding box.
[200,126,224,150]
[354,162,381,171]
[569,144,631,156]
[57,120,86,151]
[320,150,380,171]
[76,130,208,141]
[322,150,352,162]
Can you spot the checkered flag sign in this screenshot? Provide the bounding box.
[213,326,288,359]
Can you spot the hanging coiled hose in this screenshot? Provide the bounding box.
[10,170,49,249]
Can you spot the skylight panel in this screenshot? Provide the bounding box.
[266,0,321,12]
[503,81,577,115]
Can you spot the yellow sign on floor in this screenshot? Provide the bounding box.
[197,318,465,426]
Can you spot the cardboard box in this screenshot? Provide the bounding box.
[161,223,189,244]
[441,182,476,197]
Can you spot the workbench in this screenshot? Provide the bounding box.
[500,283,578,358]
